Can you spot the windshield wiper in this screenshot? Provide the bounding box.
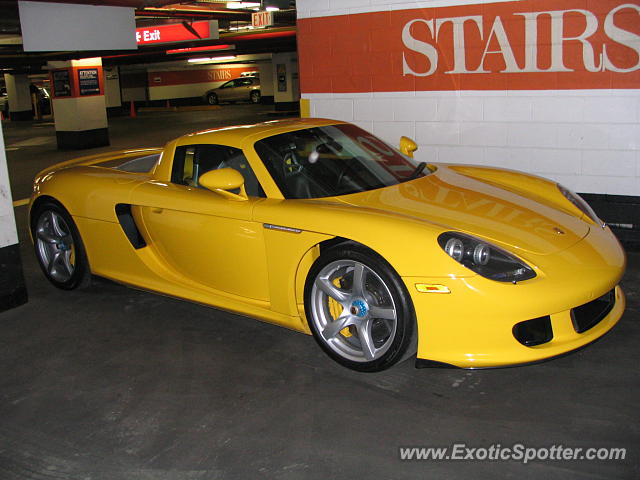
[407,162,427,180]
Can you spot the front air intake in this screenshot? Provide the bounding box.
[513,316,553,347]
[572,290,615,334]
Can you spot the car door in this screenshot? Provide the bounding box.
[130,143,270,302]
[232,78,251,101]
[237,78,254,101]
[216,80,236,102]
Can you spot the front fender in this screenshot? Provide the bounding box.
[253,198,472,279]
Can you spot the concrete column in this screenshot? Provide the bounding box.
[4,73,34,121]
[0,124,28,312]
[259,62,274,105]
[271,52,299,111]
[48,58,109,149]
[103,66,122,116]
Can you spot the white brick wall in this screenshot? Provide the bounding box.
[0,125,19,249]
[305,90,640,195]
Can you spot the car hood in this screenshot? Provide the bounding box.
[335,165,589,256]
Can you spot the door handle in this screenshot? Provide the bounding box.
[151,207,163,214]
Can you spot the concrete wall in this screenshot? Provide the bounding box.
[120,70,148,102]
[261,62,275,98]
[272,52,299,105]
[103,66,122,109]
[4,74,32,114]
[0,124,27,311]
[297,0,640,197]
[0,128,18,249]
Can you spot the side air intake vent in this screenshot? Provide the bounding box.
[115,204,146,249]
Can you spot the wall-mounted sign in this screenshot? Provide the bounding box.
[52,69,71,97]
[78,68,100,96]
[298,0,640,93]
[252,11,274,28]
[135,20,219,45]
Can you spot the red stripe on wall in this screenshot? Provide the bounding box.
[148,67,258,87]
[298,0,640,94]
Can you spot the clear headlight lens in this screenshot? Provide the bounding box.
[557,184,604,228]
[438,232,536,283]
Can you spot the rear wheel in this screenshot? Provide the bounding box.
[249,90,261,104]
[206,92,218,105]
[31,200,91,290]
[304,244,416,372]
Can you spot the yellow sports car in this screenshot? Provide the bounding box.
[29,118,626,372]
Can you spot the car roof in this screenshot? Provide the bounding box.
[175,118,347,147]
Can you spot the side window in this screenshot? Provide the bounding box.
[171,144,265,197]
[241,78,253,86]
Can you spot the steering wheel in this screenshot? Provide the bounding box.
[282,151,303,178]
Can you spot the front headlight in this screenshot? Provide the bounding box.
[557,184,605,228]
[438,232,536,283]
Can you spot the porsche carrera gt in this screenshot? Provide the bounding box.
[29,118,626,371]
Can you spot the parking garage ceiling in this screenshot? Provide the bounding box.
[0,0,296,73]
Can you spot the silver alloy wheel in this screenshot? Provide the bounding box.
[250,91,260,103]
[309,260,398,362]
[35,210,75,283]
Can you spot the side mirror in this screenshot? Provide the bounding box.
[198,168,248,201]
[399,136,418,158]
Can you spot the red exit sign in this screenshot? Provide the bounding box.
[135,21,218,45]
[252,11,274,28]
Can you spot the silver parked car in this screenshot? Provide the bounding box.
[203,76,260,105]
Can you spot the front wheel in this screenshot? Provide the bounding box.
[249,90,261,104]
[31,200,91,290]
[304,244,416,372]
[206,92,218,105]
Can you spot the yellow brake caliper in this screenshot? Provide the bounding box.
[329,276,352,337]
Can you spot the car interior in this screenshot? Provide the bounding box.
[254,129,410,199]
[171,144,265,197]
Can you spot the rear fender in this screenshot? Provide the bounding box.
[32,167,149,222]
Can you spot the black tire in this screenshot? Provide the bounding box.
[206,93,218,105]
[31,200,91,290]
[304,243,416,372]
[250,90,261,104]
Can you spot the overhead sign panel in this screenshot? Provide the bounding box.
[136,21,219,46]
[19,1,136,51]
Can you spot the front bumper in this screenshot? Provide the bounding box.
[405,227,626,368]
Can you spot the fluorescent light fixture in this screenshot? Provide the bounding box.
[266,7,279,11]
[188,55,237,63]
[167,44,234,54]
[209,55,236,61]
[226,2,260,8]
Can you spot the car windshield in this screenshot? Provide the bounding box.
[254,124,429,199]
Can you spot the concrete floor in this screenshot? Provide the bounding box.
[1,107,639,479]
